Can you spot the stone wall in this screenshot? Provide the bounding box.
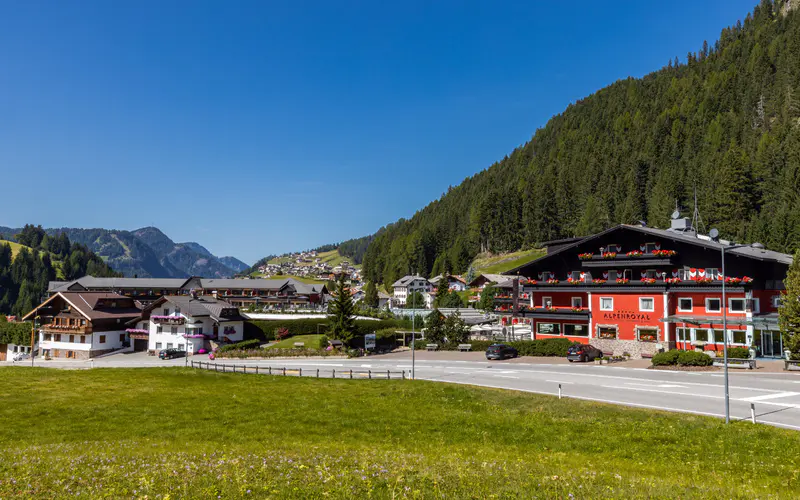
[591,338,665,359]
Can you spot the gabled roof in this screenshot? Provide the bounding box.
[467,274,509,287]
[48,276,195,293]
[392,275,428,287]
[23,291,141,321]
[142,295,245,322]
[199,278,293,291]
[503,224,793,275]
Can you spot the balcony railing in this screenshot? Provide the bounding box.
[43,324,91,334]
[151,316,185,325]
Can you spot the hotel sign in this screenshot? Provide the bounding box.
[602,310,651,321]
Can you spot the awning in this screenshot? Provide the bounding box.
[661,314,779,329]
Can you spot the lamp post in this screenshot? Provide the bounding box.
[30,315,39,367]
[710,229,758,424]
[411,307,416,380]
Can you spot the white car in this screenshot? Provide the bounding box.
[11,352,29,362]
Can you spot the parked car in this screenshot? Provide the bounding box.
[486,344,518,360]
[566,344,603,362]
[158,348,186,360]
[11,352,29,362]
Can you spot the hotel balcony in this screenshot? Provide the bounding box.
[151,316,185,325]
[42,324,92,334]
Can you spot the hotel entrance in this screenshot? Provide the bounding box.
[756,329,783,358]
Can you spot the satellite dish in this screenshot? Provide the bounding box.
[709,228,719,240]
[671,210,680,220]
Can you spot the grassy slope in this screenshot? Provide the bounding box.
[1,367,799,498]
[471,248,545,275]
[3,240,65,279]
[268,334,326,349]
[268,249,360,269]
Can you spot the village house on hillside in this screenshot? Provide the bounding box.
[392,275,433,307]
[23,291,142,359]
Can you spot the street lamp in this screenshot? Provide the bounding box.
[411,307,416,380]
[30,315,39,367]
[710,229,760,424]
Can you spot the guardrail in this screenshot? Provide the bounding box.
[190,360,406,379]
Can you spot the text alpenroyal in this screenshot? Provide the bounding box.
[602,311,650,321]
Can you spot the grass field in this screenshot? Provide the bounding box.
[471,248,546,274]
[268,334,326,349]
[1,368,799,498]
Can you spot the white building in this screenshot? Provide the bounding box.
[135,294,245,355]
[392,275,432,306]
[430,274,467,292]
[23,291,141,359]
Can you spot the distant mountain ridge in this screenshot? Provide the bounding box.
[0,225,249,278]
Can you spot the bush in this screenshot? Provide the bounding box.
[651,350,681,366]
[217,339,262,353]
[410,338,576,357]
[0,321,31,345]
[245,319,405,342]
[726,347,751,359]
[677,350,714,366]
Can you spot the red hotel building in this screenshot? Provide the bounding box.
[497,222,792,359]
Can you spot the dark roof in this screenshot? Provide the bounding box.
[504,224,793,275]
[200,278,292,290]
[23,291,141,321]
[150,295,245,322]
[49,276,193,293]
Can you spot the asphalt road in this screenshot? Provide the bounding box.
[11,351,800,431]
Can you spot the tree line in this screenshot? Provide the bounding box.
[360,0,800,287]
[0,224,120,316]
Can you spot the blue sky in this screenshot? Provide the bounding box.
[0,0,757,264]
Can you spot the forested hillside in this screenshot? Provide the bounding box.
[0,225,120,316]
[362,0,800,287]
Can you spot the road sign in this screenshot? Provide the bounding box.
[365,333,376,350]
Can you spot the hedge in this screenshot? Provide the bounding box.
[217,339,263,353]
[726,347,751,359]
[412,339,576,357]
[651,350,681,366]
[216,348,343,359]
[652,349,713,367]
[0,321,31,345]
[244,318,408,343]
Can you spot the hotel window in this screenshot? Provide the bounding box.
[772,296,783,308]
[603,244,620,254]
[732,330,747,344]
[712,329,726,343]
[537,323,561,335]
[564,324,588,336]
[729,298,746,313]
[570,271,582,281]
[175,307,181,315]
[644,242,659,253]
[600,297,613,311]
[678,298,693,312]
[69,335,75,343]
[571,297,583,308]
[80,319,86,326]
[119,333,125,342]
[542,296,552,308]
[167,343,173,349]
[178,343,185,351]
[171,326,178,335]
[676,327,690,342]
[80,336,85,343]
[99,335,106,344]
[639,297,655,312]
[694,329,709,342]
[678,268,691,280]
[607,270,619,281]
[156,342,162,349]
[705,298,722,313]
[645,269,658,279]
[163,308,170,316]
[706,268,719,279]
[597,326,617,339]
[748,298,760,313]
[55,334,61,342]
[637,328,658,342]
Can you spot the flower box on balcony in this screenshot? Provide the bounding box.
[626,250,643,257]
[616,278,630,284]
[723,277,742,285]
[641,278,657,284]
[570,307,584,313]
[125,328,149,334]
[694,278,713,284]
[665,278,682,284]
[638,333,658,342]
[546,279,560,284]
[602,252,617,259]
[651,249,677,257]
[578,253,594,260]
[598,332,617,339]
[566,278,583,285]
[591,279,607,285]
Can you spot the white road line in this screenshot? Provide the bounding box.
[546,380,574,384]
[625,382,687,388]
[492,375,520,379]
[742,391,800,402]
[601,385,725,399]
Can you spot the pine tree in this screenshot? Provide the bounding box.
[424,309,446,344]
[363,281,378,308]
[780,251,800,359]
[434,276,449,307]
[327,275,356,343]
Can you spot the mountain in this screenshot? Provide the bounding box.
[359,0,800,287]
[0,226,248,279]
[218,256,249,273]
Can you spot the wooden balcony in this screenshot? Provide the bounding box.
[43,324,92,334]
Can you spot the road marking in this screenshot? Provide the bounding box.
[625,382,687,388]
[546,380,574,384]
[742,391,800,402]
[492,375,520,379]
[360,364,372,368]
[601,385,725,399]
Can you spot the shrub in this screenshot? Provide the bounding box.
[411,338,576,357]
[651,350,681,366]
[245,319,405,342]
[677,350,713,366]
[318,335,329,348]
[0,321,31,345]
[217,339,262,353]
[725,347,750,359]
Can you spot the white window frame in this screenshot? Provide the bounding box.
[571,297,583,308]
[155,342,162,349]
[772,296,783,308]
[639,297,655,312]
[599,297,613,311]
[542,296,552,308]
[163,308,170,316]
[750,298,760,314]
[729,298,746,313]
[677,297,693,312]
[636,326,660,342]
[705,298,722,313]
[693,328,710,343]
